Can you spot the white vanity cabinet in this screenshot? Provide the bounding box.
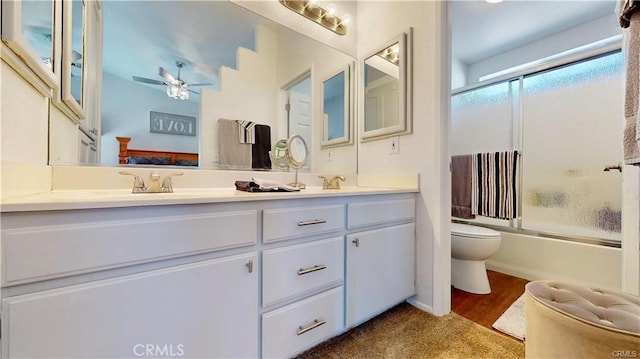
[0,191,417,358]
[261,203,346,358]
[1,252,259,358]
[345,198,416,328]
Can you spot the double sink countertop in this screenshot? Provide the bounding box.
[1,165,419,212]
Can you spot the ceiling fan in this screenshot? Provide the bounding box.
[132,60,212,100]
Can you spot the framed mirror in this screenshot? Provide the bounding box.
[321,62,353,148]
[1,0,58,93]
[61,0,85,119]
[361,28,413,141]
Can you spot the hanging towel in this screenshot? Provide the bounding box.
[621,0,640,165]
[237,120,256,144]
[218,119,251,169]
[620,0,640,28]
[451,155,476,219]
[471,151,519,220]
[252,124,272,170]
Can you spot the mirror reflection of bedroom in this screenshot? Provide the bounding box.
[99,1,355,171]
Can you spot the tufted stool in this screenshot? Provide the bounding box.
[525,280,640,358]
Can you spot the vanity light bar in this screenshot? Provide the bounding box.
[279,0,348,36]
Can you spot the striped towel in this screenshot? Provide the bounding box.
[471,151,519,220]
[237,120,256,144]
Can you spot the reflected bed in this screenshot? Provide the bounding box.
[116,136,198,166]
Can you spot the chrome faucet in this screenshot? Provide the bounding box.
[318,175,346,190]
[120,171,183,193]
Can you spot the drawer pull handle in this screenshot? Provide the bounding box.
[297,264,327,275]
[246,260,253,273]
[297,219,327,227]
[297,319,326,336]
[352,238,359,247]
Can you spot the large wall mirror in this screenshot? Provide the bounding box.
[321,62,353,148]
[94,1,356,174]
[361,28,412,141]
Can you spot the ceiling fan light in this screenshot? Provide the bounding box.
[167,84,189,100]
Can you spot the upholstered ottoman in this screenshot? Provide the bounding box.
[525,280,640,358]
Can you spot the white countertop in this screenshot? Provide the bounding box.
[1,186,418,212]
[1,164,419,212]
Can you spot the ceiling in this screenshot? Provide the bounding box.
[450,0,619,65]
[100,0,620,99]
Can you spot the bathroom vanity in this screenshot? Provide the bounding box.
[0,180,416,358]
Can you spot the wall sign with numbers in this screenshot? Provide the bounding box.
[150,111,197,136]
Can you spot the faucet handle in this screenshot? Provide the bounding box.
[318,176,329,190]
[161,172,184,193]
[329,175,346,189]
[119,171,146,193]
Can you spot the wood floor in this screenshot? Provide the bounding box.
[451,270,529,339]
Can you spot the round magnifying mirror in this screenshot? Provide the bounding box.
[287,134,308,169]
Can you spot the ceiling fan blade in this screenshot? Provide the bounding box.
[71,50,82,61]
[187,82,213,87]
[188,89,200,95]
[132,76,166,85]
[158,67,177,84]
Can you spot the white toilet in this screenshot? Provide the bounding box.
[451,223,502,294]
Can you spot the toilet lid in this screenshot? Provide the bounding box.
[451,223,501,238]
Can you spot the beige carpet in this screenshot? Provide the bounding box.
[297,303,524,359]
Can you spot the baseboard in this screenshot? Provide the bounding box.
[406,297,435,315]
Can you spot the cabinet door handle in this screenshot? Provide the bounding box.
[297,264,327,276]
[297,219,327,227]
[246,260,253,273]
[297,319,326,336]
[352,238,359,247]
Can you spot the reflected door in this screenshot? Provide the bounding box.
[288,91,311,169]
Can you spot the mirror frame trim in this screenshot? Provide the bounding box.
[360,27,413,142]
[321,62,354,148]
[1,0,59,96]
[60,0,86,121]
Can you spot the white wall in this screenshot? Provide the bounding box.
[357,1,450,315]
[1,61,49,165]
[466,14,620,85]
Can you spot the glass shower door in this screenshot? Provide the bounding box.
[520,52,624,241]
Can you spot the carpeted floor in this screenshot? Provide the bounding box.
[296,303,525,359]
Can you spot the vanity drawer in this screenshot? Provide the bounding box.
[2,210,258,285]
[348,198,415,229]
[263,204,345,243]
[262,236,344,306]
[262,286,344,359]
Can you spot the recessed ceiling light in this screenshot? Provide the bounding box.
[486,0,504,3]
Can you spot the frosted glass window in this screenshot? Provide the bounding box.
[451,81,516,226]
[451,82,514,156]
[521,52,623,240]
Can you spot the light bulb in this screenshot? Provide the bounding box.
[340,13,352,25]
[327,3,337,16]
[305,0,317,10]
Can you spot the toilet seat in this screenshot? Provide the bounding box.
[451,223,500,239]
